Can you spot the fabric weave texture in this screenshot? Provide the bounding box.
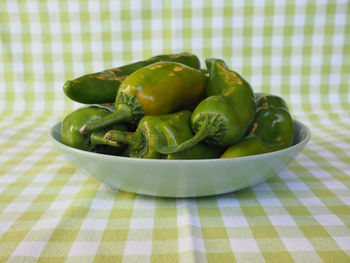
[0,1,349,262]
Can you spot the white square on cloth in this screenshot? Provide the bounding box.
[323,181,347,190]
[81,218,108,230]
[90,199,115,210]
[286,181,309,191]
[129,218,154,229]
[33,218,60,230]
[222,216,248,227]
[178,236,205,253]
[333,237,350,251]
[177,214,201,228]
[12,241,46,257]
[230,238,260,252]
[281,238,314,251]
[48,200,72,211]
[21,186,44,195]
[0,221,13,234]
[69,242,100,256]
[123,240,152,255]
[258,198,283,206]
[268,215,297,226]
[4,202,31,212]
[299,197,324,206]
[313,215,344,226]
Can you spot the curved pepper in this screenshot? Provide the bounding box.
[220,93,294,158]
[104,111,219,159]
[61,106,127,155]
[80,61,207,135]
[63,52,201,104]
[156,58,256,154]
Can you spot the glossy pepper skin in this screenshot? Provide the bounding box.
[63,52,201,104]
[221,93,294,158]
[104,111,219,159]
[156,58,256,154]
[61,106,127,155]
[80,61,207,135]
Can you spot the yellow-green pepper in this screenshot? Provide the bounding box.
[156,58,256,154]
[61,106,127,155]
[104,111,220,159]
[221,93,294,158]
[63,52,201,104]
[80,61,207,134]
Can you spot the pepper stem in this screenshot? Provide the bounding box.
[105,130,143,150]
[80,104,132,135]
[90,131,107,146]
[154,117,211,154]
[88,131,120,148]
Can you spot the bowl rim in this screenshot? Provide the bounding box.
[49,119,311,164]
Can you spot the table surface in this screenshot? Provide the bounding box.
[2,114,350,263]
[1,1,349,262]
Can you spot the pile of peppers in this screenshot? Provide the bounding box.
[61,52,294,160]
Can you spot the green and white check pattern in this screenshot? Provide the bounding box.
[1,0,349,262]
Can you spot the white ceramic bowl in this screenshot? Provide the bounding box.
[49,120,310,197]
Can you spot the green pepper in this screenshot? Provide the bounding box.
[61,106,127,155]
[104,111,219,159]
[63,52,201,104]
[80,61,207,134]
[220,93,294,158]
[156,58,256,154]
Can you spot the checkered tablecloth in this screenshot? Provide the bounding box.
[1,1,349,262]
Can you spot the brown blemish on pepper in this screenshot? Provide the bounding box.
[174,66,183,72]
[149,64,163,70]
[250,122,258,133]
[216,62,243,86]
